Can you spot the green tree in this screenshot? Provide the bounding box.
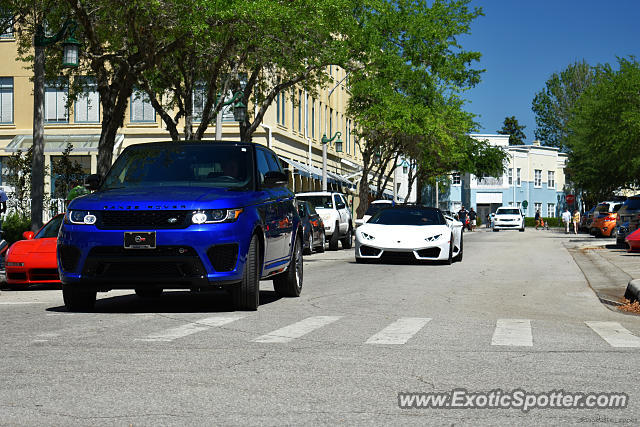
[51,143,86,200]
[531,60,595,151]
[497,116,526,145]
[566,57,640,200]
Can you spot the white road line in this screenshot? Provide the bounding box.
[253,316,342,343]
[366,317,431,345]
[139,315,246,342]
[0,302,47,305]
[585,321,640,348]
[491,319,533,346]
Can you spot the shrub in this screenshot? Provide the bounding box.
[524,217,560,227]
[2,213,32,246]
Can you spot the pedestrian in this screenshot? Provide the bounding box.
[0,186,7,234]
[457,205,468,231]
[572,209,581,234]
[561,208,571,234]
[468,207,477,231]
[486,213,491,228]
[535,209,541,230]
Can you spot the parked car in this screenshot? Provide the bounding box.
[616,195,640,246]
[625,228,640,252]
[492,207,525,232]
[57,141,303,312]
[296,191,353,250]
[590,201,624,237]
[5,214,64,289]
[297,200,325,255]
[355,200,393,227]
[355,206,463,264]
[579,206,596,231]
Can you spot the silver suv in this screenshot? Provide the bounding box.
[616,195,640,246]
[296,192,353,250]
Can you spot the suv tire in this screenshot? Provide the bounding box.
[63,286,97,312]
[317,230,325,253]
[445,238,453,265]
[233,235,260,311]
[454,234,463,262]
[274,236,303,297]
[329,222,340,250]
[303,231,313,255]
[341,225,353,249]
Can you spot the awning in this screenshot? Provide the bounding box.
[279,157,356,189]
[368,183,394,199]
[279,157,320,180]
[5,134,124,153]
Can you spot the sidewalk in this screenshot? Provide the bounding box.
[559,229,640,310]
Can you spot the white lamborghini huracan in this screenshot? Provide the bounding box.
[355,206,463,264]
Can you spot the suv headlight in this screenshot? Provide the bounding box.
[66,210,97,225]
[191,209,243,224]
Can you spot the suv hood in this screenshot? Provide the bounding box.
[69,186,267,210]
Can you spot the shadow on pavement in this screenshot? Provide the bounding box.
[0,283,61,291]
[45,289,282,314]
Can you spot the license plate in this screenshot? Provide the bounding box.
[124,232,156,249]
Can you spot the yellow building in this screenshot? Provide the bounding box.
[0,31,368,214]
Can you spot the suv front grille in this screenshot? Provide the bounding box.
[97,211,190,230]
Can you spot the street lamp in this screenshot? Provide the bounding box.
[321,131,342,191]
[214,90,246,141]
[32,19,80,232]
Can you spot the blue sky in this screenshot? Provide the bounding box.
[460,0,640,143]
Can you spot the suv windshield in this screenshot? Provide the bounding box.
[625,198,640,210]
[369,208,445,226]
[496,208,520,215]
[36,214,64,239]
[365,203,391,216]
[102,144,254,189]
[297,195,333,209]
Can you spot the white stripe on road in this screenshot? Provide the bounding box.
[585,321,640,348]
[0,302,47,305]
[491,319,533,346]
[139,315,246,342]
[253,316,341,343]
[366,317,431,345]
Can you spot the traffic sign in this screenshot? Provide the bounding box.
[566,194,575,204]
[522,200,528,209]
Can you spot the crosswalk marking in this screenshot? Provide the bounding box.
[253,316,341,343]
[366,317,431,345]
[491,319,533,346]
[139,315,246,342]
[585,321,640,348]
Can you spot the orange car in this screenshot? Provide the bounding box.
[590,201,624,237]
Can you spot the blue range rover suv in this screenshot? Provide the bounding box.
[57,141,303,311]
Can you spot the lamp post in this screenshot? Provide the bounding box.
[32,19,79,231]
[214,91,247,141]
[321,131,342,191]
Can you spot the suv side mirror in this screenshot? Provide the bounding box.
[85,174,101,191]
[263,171,288,188]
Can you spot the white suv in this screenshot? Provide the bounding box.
[492,207,525,232]
[296,192,353,250]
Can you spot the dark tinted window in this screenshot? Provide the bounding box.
[365,203,391,216]
[297,201,308,218]
[255,149,271,184]
[369,208,445,226]
[625,197,640,210]
[36,214,64,239]
[297,195,333,209]
[613,204,623,212]
[595,203,611,213]
[496,208,521,215]
[103,144,253,189]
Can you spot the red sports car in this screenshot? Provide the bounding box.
[626,228,640,252]
[5,214,64,289]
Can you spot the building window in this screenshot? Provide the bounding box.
[290,91,295,129]
[329,108,333,137]
[311,98,315,138]
[1,15,13,39]
[548,171,555,188]
[0,77,13,124]
[193,82,206,122]
[297,89,302,133]
[346,119,351,154]
[452,172,461,185]
[534,202,542,214]
[130,88,155,122]
[305,93,309,136]
[45,78,69,123]
[403,164,408,174]
[547,203,555,218]
[508,168,513,185]
[534,169,542,187]
[516,202,521,209]
[74,77,99,123]
[516,168,521,186]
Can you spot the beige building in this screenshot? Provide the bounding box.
[0,32,369,215]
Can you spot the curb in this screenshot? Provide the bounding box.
[624,279,640,303]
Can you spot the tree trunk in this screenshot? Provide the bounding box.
[31,44,45,231]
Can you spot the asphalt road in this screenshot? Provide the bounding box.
[1,229,639,425]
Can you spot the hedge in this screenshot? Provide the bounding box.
[2,213,32,246]
[524,217,560,227]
